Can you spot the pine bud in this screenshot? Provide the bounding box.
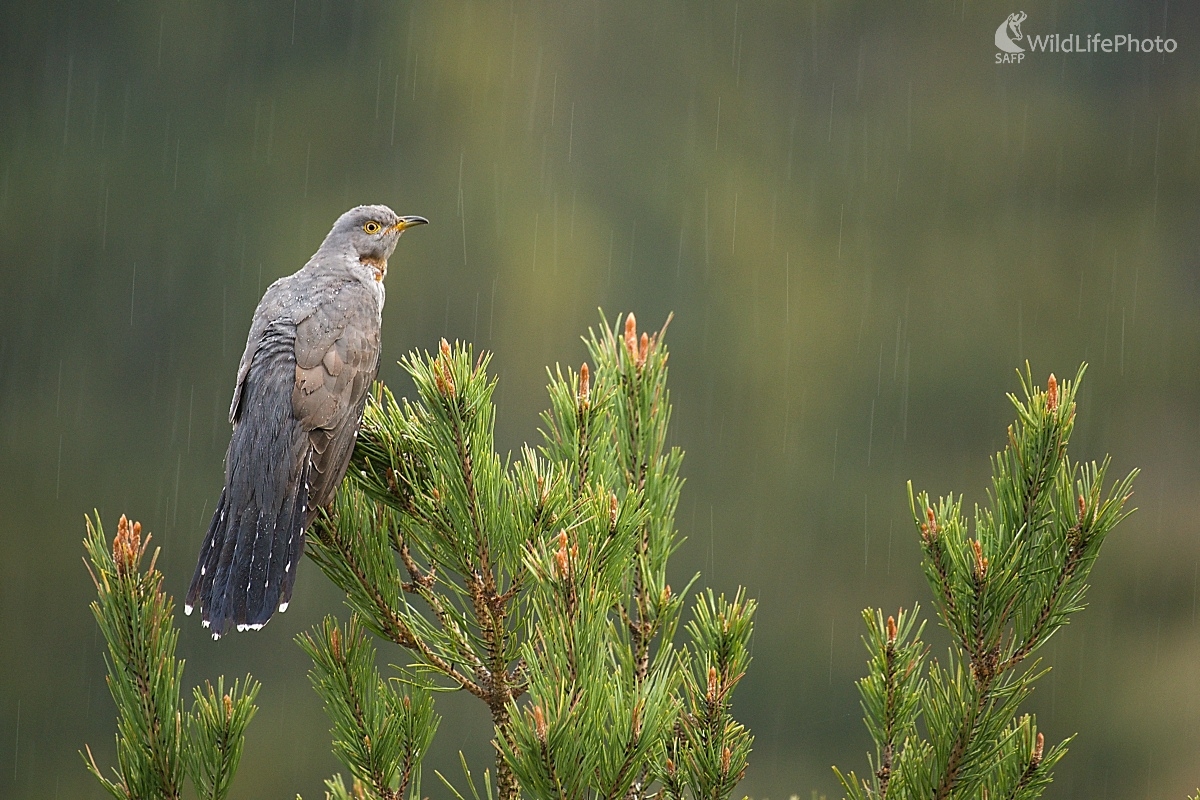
[553,531,570,579]
[707,665,719,704]
[436,339,456,396]
[113,515,143,577]
[631,700,643,738]
[886,615,897,645]
[1031,731,1045,768]
[609,493,619,529]
[578,363,590,408]
[624,313,638,358]
[920,507,939,543]
[224,693,234,723]
[1077,493,1087,524]
[971,539,988,580]
[329,627,342,661]
[666,757,676,777]
[1047,373,1058,412]
[532,704,547,741]
[721,745,732,776]
[638,332,650,368]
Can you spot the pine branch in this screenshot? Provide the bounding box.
[329,340,544,800]
[308,499,487,700]
[307,314,752,800]
[835,366,1137,800]
[836,608,926,800]
[666,590,755,800]
[185,677,260,800]
[298,616,439,800]
[83,513,184,800]
[82,513,258,800]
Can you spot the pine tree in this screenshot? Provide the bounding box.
[833,366,1138,800]
[82,313,758,800]
[304,311,755,800]
[84,324,1170,799]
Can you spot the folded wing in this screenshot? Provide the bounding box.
[186,279,381,636]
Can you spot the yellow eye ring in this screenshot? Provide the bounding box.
[363,220,382,234]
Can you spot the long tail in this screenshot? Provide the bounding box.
[185,342,311,638]
[184,466,310,637]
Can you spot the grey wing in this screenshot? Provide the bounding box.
[230,273,307,423]
[292,282,382,512]
[190,319,311,634]
[189,274,378,636]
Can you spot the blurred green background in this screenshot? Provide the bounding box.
[1,1,1198,797]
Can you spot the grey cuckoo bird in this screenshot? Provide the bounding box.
[185,205,427,638]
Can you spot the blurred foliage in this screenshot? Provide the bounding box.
[1,1,1199,798]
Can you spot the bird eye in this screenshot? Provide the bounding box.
[363,220,382,234]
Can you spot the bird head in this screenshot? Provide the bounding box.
[321,204,428,281]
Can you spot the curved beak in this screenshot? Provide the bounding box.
[393,215,429,232]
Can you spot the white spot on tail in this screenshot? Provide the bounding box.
[184,604,194,615]
[278,601,289,613]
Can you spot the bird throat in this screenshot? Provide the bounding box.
[359,254,387,281]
